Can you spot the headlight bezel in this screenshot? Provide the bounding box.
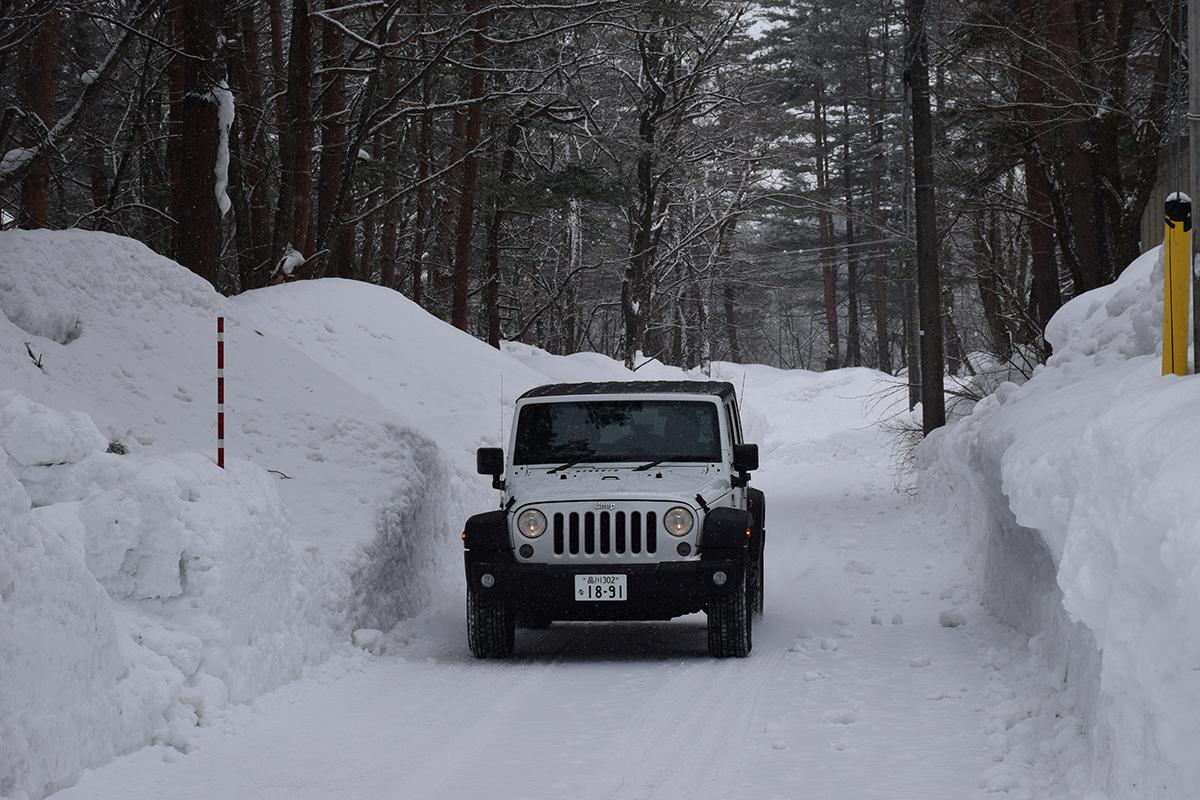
[516,508,548,538]
[664,506,694,537]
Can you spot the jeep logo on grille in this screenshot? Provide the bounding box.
[593,502,616,510]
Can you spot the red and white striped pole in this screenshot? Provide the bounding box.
[217,316,225,469]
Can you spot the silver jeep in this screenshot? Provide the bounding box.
[462,381,765,658]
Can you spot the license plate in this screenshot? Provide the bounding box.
[574,574,627,601]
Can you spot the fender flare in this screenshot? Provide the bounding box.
[463,510,512,559]
[699,506,752,557]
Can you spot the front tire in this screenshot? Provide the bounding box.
[467,585,515,658]
[750,530,765,616]
[707,569,752,658]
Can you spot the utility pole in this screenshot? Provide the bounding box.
[905,0,946,433]
[1190,0,1200,370]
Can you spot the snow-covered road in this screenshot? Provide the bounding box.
[54,424,1005,800]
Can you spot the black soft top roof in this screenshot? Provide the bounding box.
[518,380,736,401]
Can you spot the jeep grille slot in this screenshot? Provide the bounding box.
[568,512,580,554]
[584,512,596,554]
[550,509,660,556]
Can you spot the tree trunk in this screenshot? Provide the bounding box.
[227,6,270,289]
[173,0,227,287]
[485,123,520,349]
[241,6,271,287]
[905,0,945,433]
[842,103,860,368]
[359,190,377,282]
[451,0,490,331]
[868,27,892,373]
[273,0,313,274]
[723,282,741,362]
[267,0,288,262]
[316,4,353,278]
[411,101,432,304]
[624,30,669,368]
[76,26,109,228]
[18,8,60,229]
[942,288,963,375]
[377,19,403,291]
[1014,0,1063,343]
[815,85,839,370]
[1044,0,1105,293]
[974,208,1012,359]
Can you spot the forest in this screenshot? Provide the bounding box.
[0,0,1182,376]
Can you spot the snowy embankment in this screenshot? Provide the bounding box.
[920,247,1200,798]
[0,230,681,799]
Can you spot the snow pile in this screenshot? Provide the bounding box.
[0,231,471,796]
[920,246,1200,798]
[0,392,336,800]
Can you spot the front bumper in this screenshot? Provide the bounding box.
[463,557,744,621]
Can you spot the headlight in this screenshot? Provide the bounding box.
[664,506,694,536]
[516,508,547,538]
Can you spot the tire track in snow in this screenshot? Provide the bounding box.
[384,633,581,797]
[596,639,788,800]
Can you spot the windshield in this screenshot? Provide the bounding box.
[513,400,721,465]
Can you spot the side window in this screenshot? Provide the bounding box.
[728,402,744,444]
[724,403,741,447]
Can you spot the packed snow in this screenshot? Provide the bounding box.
[1,229,1188,799]
[921,245,1200,798]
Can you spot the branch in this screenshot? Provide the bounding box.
[0,0,162,191]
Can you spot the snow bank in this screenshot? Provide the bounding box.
[0,231,467,796]
[0,393,336,799]
[920,246,1200,798]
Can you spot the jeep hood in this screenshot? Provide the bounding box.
[505,465,733,509]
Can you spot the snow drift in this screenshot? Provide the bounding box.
[920,247,1200,798]
[0,231,471,797]
[0,391,335,799]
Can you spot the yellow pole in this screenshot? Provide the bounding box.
[1163,194,1192,376]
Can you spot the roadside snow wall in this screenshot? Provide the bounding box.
[919,247,1200,798]
[0,392,337,799]
[0,231,470,797]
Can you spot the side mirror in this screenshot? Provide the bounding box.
[733,443,759,473]
[476,447,505,490]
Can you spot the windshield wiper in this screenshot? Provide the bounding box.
[633,456,698,471]
[547,456,591,474]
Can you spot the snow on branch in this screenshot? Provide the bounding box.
[213,81,235,217]
[0,0,161,191]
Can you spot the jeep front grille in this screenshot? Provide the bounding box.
[552,510,658,556]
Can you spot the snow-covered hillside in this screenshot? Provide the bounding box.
[921,246,1200,798]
